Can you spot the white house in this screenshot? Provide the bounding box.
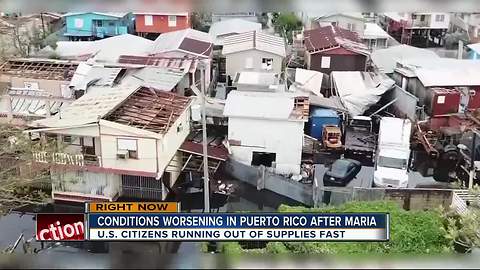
[222,31,286,81]
[223,90,309,175]
[27,83,192,203]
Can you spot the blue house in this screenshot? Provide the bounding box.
[63,12,133,40]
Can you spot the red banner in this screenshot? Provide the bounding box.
[36,213,85,241]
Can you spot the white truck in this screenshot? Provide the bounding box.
[373,117,412,188]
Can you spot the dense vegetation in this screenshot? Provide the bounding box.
[213,201,453,255]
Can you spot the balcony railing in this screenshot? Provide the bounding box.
[33,152,101,167]
[93,26,128,38]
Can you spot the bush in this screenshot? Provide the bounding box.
[278,201,452,254]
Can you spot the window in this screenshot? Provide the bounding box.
[245,57,253,69]
[347,23,354,31]
[412,14,417,20]
[168,15,177,27]
[437,95,446,104]
[24,82,39,90]
[435,14,445,22]
[93,20,103,27]
[117,138,138,159]
[82,137,95,156]
[261,58,273,70]
[63,136,81,145]
[251,152,276,167]
[74,18,84,28]
[420,15,426,22]
[320,56,331,69]
[144,15,153,26]
[370,39,377,49]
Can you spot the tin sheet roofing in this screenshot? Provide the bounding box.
[151,28,213,57]
[362,23,391,39]
[104,87,191,134]
[0,58,78,80]
[118,55,198,73]
[303,25,361,52]
[222,31,286,57]
[223,91,308,121]
[371,44,440,73]
[208,18,262,45]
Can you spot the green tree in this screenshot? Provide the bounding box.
[0,124,56,214]
[271,12,302,43]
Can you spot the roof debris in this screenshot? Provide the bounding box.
[0,59,79,80]
[104,87,191,134]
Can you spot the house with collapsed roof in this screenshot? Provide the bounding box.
[27,83,193,202]
[0,58,79,122]
[63,12,134,40]
[223,91,309,175]
[221,31,286,82]
[303,26,369,74]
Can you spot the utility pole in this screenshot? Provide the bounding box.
[40,12,46,39]
[468,130,477,190]
[200,67,210,213]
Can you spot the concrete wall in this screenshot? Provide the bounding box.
[52,170,121,199]
[226,159,313,205]
[225,50,283,80]
[228,117,304,175]
[99,125,158,175]
[157,106,191,176]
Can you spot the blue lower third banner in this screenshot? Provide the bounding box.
[87,213,389,241]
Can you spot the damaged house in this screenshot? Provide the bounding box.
[0,58,79,122]
[27,77,193,202]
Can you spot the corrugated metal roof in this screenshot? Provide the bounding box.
[223,91,294,120]
[208,18,262,45]
[362,23,390,39]
[150,28,213,57]
[332,71,395,116]
[118,55,198,73]
[69,62,124,90]
[222,31,286,57]
[304,25,361,52]
[416,68,480,87]
[7,89,65,116]
[371,44,440,73]
[49,34,154,63]
[126,66,187,91]
[31,85,139,128]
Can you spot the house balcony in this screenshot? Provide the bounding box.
[93,26,128,38]
[33,151,102,167]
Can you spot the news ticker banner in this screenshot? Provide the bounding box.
[36,202,389,242]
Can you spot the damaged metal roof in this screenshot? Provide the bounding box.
[0,58,78,80]
[104,87,192,134]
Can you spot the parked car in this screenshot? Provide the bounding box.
[323,158,362,187]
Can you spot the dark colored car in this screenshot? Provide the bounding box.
[323,158,362,187]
